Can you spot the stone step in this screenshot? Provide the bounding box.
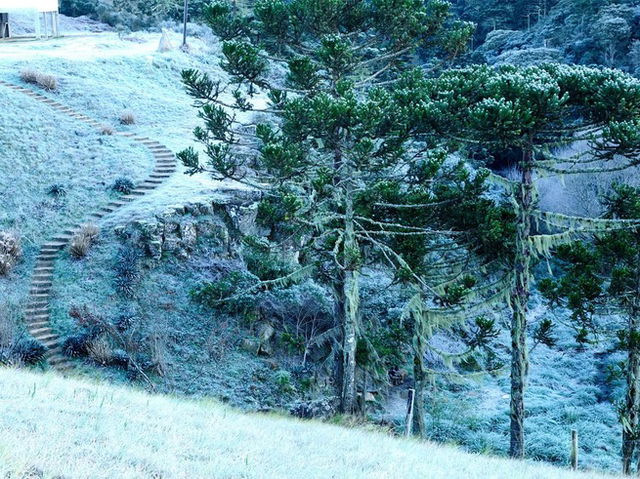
[33,266,55,272]
[36,332,58,342]
[30,327,53,336]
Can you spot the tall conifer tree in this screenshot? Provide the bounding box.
[179,0,474,413]
[407,63,640,457]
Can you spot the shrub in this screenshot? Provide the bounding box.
[0,231,22,276]
[13,338,46,365]
[101,126,115,136]
[119,111,136,125]
[114,247,140,298]
[46,184,67,198]
[87,336,113,365]
[114,312,136,332]
[191,270,259,315]
[20,68,58,91]
[112,177,135,195]
[69,224,100,259]
[109,349,130,368]
[62,332,93,358]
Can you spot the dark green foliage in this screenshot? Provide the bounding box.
[112,177,135,195]
[46,184,67,198]
[533,318,556,349]
[191,270,259,315]
[62,332,95,358]
[114,247,141,298]
[60,0,97,17]
[13,338,46,365]
[242,236,292,281]
[543,185,640,344]
[467,316,500,349]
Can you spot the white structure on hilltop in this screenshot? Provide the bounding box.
[0,0,60,39]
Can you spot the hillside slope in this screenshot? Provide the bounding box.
[0,369,614,479]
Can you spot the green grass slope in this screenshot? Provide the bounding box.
[0,368,613,479]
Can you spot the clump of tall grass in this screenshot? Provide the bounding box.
[69,224,100,259]
[119,111,136,125]
[20,68,58,91]
[0,231,22,276]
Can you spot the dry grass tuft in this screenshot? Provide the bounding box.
[69,224,100,259]
[119,111,136,125]
[0,231,22,276]
[101,126,115,136]
[20,68,58,91]
[86,336,113,365]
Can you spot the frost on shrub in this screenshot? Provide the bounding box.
[20,68,58,91]
[119,111,136,125]
[112,177,135,195]
[191,270,260,315]
[46,183,67,198]
[13,338,46,365]
[264,281,335,365]
[0,308,45,365]
[114,246,140,298]
[0,231,22,276]
[64,305,156,383]
[69,224,100,259]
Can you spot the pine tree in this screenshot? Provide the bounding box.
[541,184,640,474]
[410,63,640,457]
[179,0,474,414]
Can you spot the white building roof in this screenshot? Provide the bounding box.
[0,0,58,12]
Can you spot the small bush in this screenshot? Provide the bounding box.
[109,349,130,368]
[13,338,46,365]
[112,177,135,195]
[46,184,67,198]
[62,332,93,358]
[20,68,58,91]
[101,126,115,136]
[69,224,100,259]
[114,312,136,332]
[114,247,140,298]
[87,336,113,365]
[119,111,136,125]
[0,231,22,276]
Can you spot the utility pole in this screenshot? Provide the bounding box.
[182,0,189,48]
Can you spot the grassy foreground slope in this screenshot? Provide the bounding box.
[0,369,613,479]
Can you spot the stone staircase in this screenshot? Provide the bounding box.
[0,80,178,371]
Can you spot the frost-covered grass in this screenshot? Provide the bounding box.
[0,30,252,219]
[0,367,620,479]
[420,293,623,473]
[49,228,292,407]
[0,84,153,314]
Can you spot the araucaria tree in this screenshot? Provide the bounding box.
[540,184,640,474]
[421,64,640,457]
[178,0,474,413]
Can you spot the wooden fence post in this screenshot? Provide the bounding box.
[570,429,578,470]
[405,388,415,437]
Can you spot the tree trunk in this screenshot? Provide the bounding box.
[628,263,640,474]
[412,311,428,437]
[339,170,360,414]
[510,152,534,459]
[622,317,639,475]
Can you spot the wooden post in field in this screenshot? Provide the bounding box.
[182,0,189,48]
[405,389,415,437]
[570,430,578,470]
